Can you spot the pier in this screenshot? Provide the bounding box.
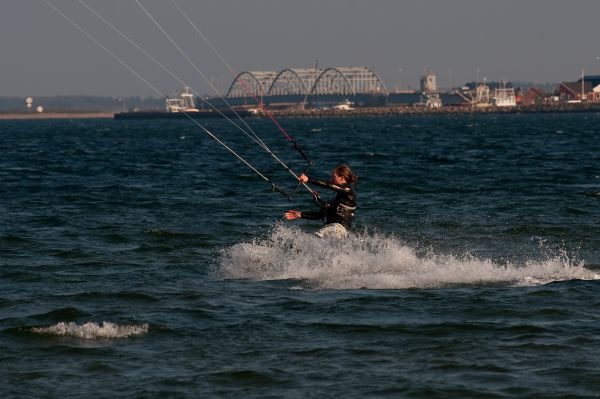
[263,102,600,118]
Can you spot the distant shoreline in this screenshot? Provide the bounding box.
[0,112,113,120]
[2,102,600,121]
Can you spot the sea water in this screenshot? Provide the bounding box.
[1,114,599,398]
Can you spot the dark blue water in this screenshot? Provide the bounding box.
[1,114,599,398]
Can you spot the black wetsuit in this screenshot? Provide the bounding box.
[300,178,357,229]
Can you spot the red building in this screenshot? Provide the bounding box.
[524,87,546,105]
[559,81,593,102]
[558,75,600,102]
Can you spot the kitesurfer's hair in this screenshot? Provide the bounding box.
[334,164,358,185]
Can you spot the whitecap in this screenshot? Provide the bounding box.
[31,321,149,339]
[218,225,598,290]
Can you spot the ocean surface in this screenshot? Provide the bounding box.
[1,113,599,398]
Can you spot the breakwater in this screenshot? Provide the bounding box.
[267,102,600,118]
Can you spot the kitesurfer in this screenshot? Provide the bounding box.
[284,164,357,239]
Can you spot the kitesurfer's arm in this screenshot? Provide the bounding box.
[308,178,352,193]
[299,208,325,220]
[284,210,301,220]
[284,208,324,221]
[299,173,352,194]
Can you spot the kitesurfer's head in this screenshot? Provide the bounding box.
[332,164,357,186]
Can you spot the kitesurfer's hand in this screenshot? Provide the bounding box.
[284,210,302,220]
[298,173,308,183]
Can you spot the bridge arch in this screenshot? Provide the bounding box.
[226,70,277,99]
[267,69,309,96]
[309,67,387,96]
[310,67,354,96]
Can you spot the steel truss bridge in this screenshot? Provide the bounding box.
[225,67,387,101]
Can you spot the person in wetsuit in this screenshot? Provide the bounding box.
[284,164,357,238]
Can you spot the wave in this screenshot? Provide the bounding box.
[218,225,599,290]
[31,321,149,339]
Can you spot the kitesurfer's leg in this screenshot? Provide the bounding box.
[314,223,348,239]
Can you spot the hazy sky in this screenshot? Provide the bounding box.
[2,0,600,97]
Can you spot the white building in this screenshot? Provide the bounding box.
[420,73,437,93]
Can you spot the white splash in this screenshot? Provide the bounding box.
[218,225,598,290]
[31,321,149,339]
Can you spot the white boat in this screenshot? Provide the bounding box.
[493,82,516,107]
[166,87,199,112]
[334,99,354,111]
